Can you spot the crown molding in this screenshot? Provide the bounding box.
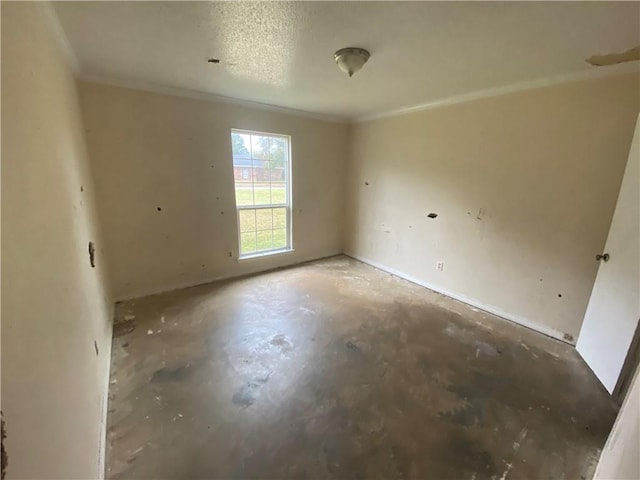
[78,74,349,124]
[53,0,637,128]
[354,62,640,123]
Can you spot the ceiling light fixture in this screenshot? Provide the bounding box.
[334,47,370,78]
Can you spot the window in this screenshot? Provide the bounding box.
[231,129,292,258]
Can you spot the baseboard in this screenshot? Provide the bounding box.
[98,301,114,479]
[112,250,572,345]
[113,251,342,302]
[345,252,573,345]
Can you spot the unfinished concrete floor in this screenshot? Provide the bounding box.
[106,256,617,479]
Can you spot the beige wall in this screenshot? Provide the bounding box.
[594,365,640,479]
[345,73,640,341]
[78,82,348,300]
[1,3,113,479]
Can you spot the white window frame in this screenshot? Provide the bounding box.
[231,128,293,260]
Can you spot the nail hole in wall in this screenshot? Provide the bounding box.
[364,181,369,186]
[427,213,438,219]
[157,207,162,212]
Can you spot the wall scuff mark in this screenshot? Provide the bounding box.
[88,241,96,268]
[1,412,7,480]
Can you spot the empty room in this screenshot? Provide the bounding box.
[2,1,640,479]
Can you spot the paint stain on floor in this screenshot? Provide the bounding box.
[105,256,617,479]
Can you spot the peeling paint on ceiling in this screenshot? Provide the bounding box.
[586,46,640,67]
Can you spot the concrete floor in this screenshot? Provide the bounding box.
[106,256,617,479]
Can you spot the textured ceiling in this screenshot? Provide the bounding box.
[53,1,640,120]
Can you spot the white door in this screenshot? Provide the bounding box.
[576,115,640,394]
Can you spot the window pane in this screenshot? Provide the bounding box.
[251,135,270,160]
[270,137,287,162]
[273,208,286,229]
[255,209,273,231]
[270,163,286,181]
[235,184,254,206]
[256,230,273,251]
[271,180,286,204]
[232,133,251,156]
[241,232,257,254]
[238,209,256,233]
[251,159,268,169]
[273,228,287,249]
[254,183,271,205]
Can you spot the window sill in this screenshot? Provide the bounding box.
[238,248,295,261]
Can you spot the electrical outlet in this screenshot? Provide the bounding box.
[436,261,444,271]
